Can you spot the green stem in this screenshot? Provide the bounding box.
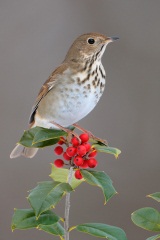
[64,167,73,240]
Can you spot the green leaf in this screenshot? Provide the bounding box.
[131,207,160,232]
[74,223,127,240]
[11,208,59,230]
[81,170,117,204]
[93,144,121,158]
[28,181,73,218]
[50,164,84,189]
[19,127,39,147]
[146,234,160,240]
[147,193,160,202]
[33,128,66,144]
[19,126,66,148]
[39,222,64,236]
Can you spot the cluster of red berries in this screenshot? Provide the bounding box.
[53,133,97,180]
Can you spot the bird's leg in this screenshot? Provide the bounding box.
[50,121,80,141]
[73,123,94,137]
[73,123,108,145]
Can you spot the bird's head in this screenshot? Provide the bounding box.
[65,32,119,62]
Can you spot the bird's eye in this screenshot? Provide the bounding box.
[87,38,95,44]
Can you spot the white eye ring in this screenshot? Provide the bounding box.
[87,38,95,44]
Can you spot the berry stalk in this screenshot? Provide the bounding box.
[64,166,73,240]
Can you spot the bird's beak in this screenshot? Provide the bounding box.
[106,36,119,43]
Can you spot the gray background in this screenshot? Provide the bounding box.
[1,0,160,239]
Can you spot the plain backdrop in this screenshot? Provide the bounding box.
[1,1,160,239]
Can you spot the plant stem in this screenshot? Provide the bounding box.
[64,167,73,240]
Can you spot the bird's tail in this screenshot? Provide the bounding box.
[10,144,38,158]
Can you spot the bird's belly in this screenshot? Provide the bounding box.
[36,81,104,128]
[51,86,101,126]
[57,91,97,125]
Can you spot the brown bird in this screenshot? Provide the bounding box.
[10,32,118,158]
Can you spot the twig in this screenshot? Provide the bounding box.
[64,167,73,240]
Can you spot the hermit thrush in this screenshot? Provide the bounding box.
[10,32,118,158]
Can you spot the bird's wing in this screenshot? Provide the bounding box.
[29,63,68,125]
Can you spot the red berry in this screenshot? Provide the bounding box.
[63,152,71,161]
[71,137,80,146]
[54,146,63,155]
[82,142,91,152]
[87,158,98,168]
[66,147,77,157]
[81,160,89,169]
[54,159,64,168]
[79,133,89,143]
[74,169,83,180]
[88,149,97,158]
[77,145,86,156]
[73,156,84,166]
[58,137,65,145]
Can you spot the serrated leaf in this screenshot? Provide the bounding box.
[147,193,160,202]
[131,207,160,232]
[39,222,64,236]
[75,223,127,240]
[50,164,84,189]
[28,181,73,217]
[146,234,160,240]
[11,208,59,230]
[19,126,66,148]
[93,144,121,158]
[81,170,117,204]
